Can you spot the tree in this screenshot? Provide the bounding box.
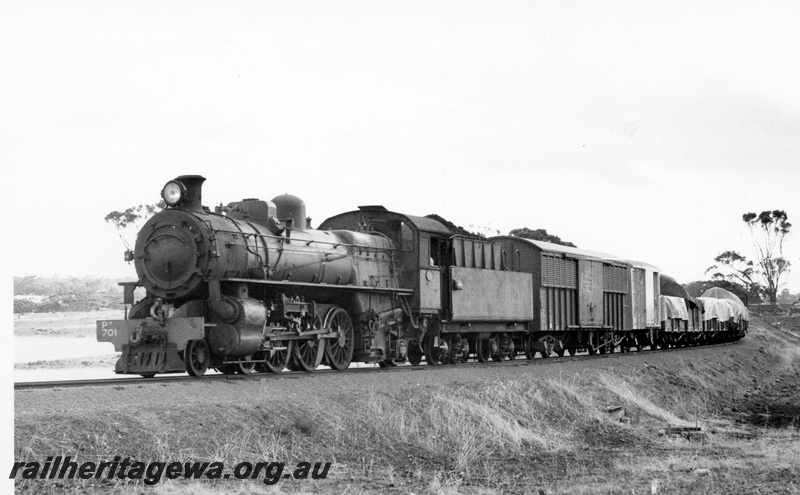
[743,210,791,308]
[707,210,791,309]
[105,201,165,251]
[509,227,576,247]
[704,250,762,301]
[425,214,486,239]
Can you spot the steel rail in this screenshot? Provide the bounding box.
[14,339,742,391]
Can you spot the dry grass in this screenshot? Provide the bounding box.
[14,319,800,494]
[14,309,121,338]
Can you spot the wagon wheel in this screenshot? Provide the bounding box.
[423,336,442,366]
[184,339,209,377]
[554,339,565,357]
[139,373,156,378]
[620,336,631,354]
[255,340,293,373]
[567,347,576,356]
[650,337,659,351]
[524,335,535,360]
[407,340,423,366]
[490,337,504,362]
[458,337,470,363]
[635,336,643,352]
[539,335,556,358]
[507,339,521,360]
[477,339,492,362]
[323,307,354,371]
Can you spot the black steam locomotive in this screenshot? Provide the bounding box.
[97,175,747,377]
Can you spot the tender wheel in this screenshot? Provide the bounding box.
[255,340,293,373]
[185,339,209,377]
[408,340,423,366]
[323,308,354,371]
[423,336,441,366]
[291,338,325,372]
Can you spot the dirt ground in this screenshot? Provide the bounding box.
[13,319,800,494]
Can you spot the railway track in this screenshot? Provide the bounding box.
[14,339,742,390]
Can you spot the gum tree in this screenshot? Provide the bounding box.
[743,210,791,308]
[708,210,791,309]
[104,201,165,254]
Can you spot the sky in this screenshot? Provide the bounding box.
[2,0,800,293]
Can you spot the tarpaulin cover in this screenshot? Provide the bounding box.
[660,295,689,321]
[700,287,749,321]
[696,297,734,321]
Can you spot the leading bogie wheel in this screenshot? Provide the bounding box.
[323,307,354,371]
[236,356,256,374]
[185,339,209,377]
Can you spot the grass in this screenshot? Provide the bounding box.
[14,309,121,338]
[14,319,800,494]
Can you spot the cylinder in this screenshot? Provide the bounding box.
[207,297,266,356]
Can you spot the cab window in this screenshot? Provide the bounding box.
[420,236,431,266]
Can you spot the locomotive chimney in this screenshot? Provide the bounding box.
[176,175,206,213]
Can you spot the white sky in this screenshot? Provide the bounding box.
[2,0,799,292]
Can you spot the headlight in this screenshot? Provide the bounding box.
[161,180,186,206]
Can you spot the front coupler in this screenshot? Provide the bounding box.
[97,317,205,375]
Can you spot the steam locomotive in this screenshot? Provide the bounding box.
[97,175,747,377]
